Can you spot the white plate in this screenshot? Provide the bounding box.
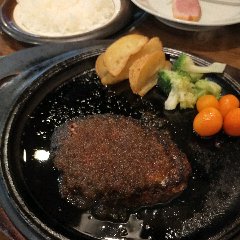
[131,0,240,30]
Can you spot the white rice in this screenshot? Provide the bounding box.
[13,0,116,37]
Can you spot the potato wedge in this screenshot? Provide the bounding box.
[103,34,149,77]
[129,51,166,96]
[101,73,121,85]
[96,52,128,85]
[95,53,108,79]
[112,37,163,81]
[163,60,172,70]
[138,74,158,97]
[101,71,127,85]
[135,37,163,57]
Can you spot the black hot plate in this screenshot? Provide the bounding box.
[0,44,240,240]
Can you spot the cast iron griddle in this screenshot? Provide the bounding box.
[0,46,240,240]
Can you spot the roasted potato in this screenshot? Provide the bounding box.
[101,72,127,85]
[116,37,163,78]
[96,53,128,85]
[95,34,167,94]
[129,51,166,96]
[95,53,108,79]
[103,34,149,77]
[134,36,163,57]
[163,60,172,70]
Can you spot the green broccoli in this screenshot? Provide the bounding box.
[158,70,222,110]
[172,53,226,74]
[186,72,204,83]
[158,70,196,110]
[156,54,224,110]
[194,79,222,99]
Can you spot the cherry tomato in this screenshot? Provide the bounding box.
[219,94,239,117]
[193,107,223,137]
[196,95,219,112]
[223,108,240,136]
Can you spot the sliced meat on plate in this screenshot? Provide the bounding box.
[172,0,202,22]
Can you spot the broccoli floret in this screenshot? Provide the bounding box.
[158,53,224,110]
[158,70,196,110]
[158,70,192,94]
[158,70,222,110]
[172,53,226,74]
[194,79,222,99]
[187,72,204,83]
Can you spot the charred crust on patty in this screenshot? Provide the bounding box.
[51,114,191,221]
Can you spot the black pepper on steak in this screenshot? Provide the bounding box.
[51,114,191,220]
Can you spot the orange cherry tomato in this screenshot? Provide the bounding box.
[196,95,220,112]
[219,94,239,117]
[193,107,223,137]
[223,108,240,136]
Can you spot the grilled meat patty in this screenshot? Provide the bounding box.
[51,114,191,220]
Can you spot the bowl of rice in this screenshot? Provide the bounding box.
[0,0,133,44]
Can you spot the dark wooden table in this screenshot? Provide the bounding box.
[0,2,240,240]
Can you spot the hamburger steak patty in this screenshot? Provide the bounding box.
[51,114,191,220]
